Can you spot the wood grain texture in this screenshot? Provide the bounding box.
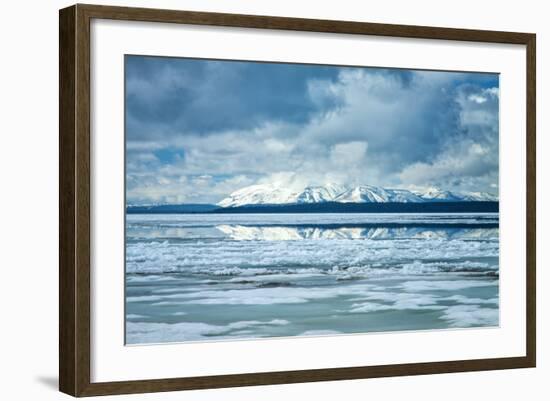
[79,357,533,396]
[75,4,92,396]
[59,3,536,397]
[59,5,92,396]
[78,3,533,43]
[59,5,76,396]
[525,34,536,367]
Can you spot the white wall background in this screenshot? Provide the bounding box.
[0,0,546,400]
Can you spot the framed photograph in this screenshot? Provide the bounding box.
[59,4,536,397]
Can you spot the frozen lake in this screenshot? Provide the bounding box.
[125,213,499,344]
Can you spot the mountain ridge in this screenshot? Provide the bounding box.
[217,183,498,208]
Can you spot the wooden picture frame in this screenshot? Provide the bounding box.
[59,3,536,397]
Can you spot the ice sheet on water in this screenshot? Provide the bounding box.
[441,295,499,305]
[300,330,342,336]
[126,237,498,275]
[174,284,380,305]
[126,319,289,344]
[141,279,496,307]
[126,314,147,319]
[125,213,500,342]
[399,280,498,292]
[440,305,499,327]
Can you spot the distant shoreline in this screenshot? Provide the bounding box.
[127,201,499,214]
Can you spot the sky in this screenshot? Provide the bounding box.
[125,55,499,205]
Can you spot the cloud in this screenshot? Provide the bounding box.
[125,57,499,204]
[398,141,497,187]
[125,56,340,139]
[331,141,368,165]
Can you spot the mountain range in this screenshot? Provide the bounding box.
[217,183,498,208]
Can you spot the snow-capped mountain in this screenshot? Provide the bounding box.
[217,183,498,208]
[334,185,389,203]
[295,183,348,203]
[414,187,464,202]
[386,189,427,203]
[216,184,296,207]
[458,191,499,202]
[335,186,424,203]
[414,187,498,202]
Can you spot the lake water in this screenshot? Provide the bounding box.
[125,213,499,344]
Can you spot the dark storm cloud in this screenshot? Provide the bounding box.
[124,56,499,204]
[125,56,341,139]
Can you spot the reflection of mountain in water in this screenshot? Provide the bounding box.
[216,225,499,241]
